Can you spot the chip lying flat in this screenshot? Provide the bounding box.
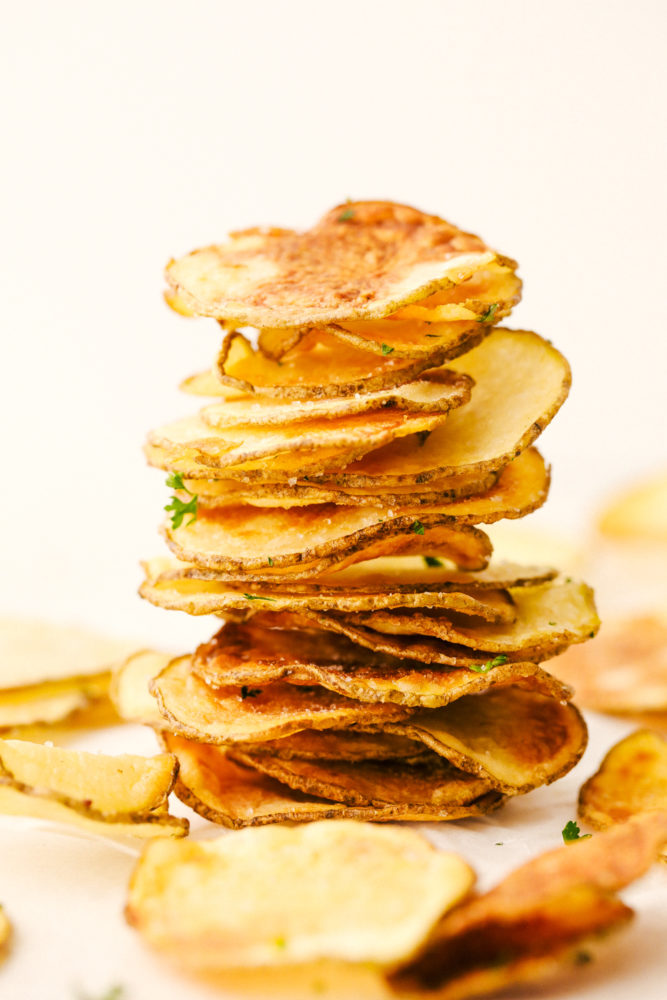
[389,812,667,999]
[0,738,187,838]
[578,730,667,848]
[127,819,475,969]
[551,614,667,712]
[165,200,517,328]
[160,732,504,827]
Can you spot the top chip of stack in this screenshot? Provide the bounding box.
[135,200,599,828]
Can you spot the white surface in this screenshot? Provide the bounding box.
[2,1,667,998]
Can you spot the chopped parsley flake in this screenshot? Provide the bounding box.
[337,208,355,222]
[411,521,425,535]
[423,556,443,568]
[267,557,274,566]
[574,950,593,965]
[469,655,509,674]
[562,820,591,843]
[381,343,394,355]
[241,686,262,699]
[242,594,276,602]
[477,302,499,324]
[548,620,557,626]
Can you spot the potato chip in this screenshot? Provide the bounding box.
[346,579,599,658]
[160,732,504,827]
[551,614,667,712]
[200,369,472,429]
[165,200,517,328]
[382,686,587,794]
[234,729,431,761]
[110,649,171,726]
[164,507,492,575]
[227,750,492,808]
[307,328,571,488]
[598,470,667,541]
[192,623,568,709]
[126,819,476,969]
[0,738,187,838]
[0,676,110,730]
[151,655,412,745]
[389,812,667,998]
[578,730,667,842]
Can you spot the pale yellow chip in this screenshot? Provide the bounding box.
[0,904,11,960]
[0,738,187,838]
[0,674,109,730]
[165,200,516,328]
[199,369,472,428]
[551,614,667,712]
[390,812,667,998]
[126,819,475,969]
[151,655,412,744]
[161,732,504,828]
[346,579,599,658]
[598,470,667,541]
[110,649,171,726]
[578,730,667,841]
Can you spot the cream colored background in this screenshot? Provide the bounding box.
[1,2,667,998]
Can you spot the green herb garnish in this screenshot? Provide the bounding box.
[337,208,355,222]
[241,686,262,699]
[477,302,498,324]
[548,620,557,626]
[423,556,443,568]
[267,557,274,566]
[469,655,509,674]
[411,521,425,535]
[562,820,591,843]
[165,474,198,528]
[381,343,394,355]
[574,950,593,965]
[243,594,276,602]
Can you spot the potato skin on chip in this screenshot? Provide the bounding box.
[165,200,516,328]
[160,732,504,827]
[126,819,476,969]
[389,812,667,998]
[578,730,667,844]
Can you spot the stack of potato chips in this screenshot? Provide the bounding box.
[137,201,599,827]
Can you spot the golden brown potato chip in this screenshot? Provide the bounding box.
[149,399,457,477]
[234,729,431,761]
[192,623,569,709]
[551,614,667,712]
[126,819,476,969]
[389,812,667,998]
[381,686,587,794]
[346,579,599,658]
[151,655,412,744]
[307,328,571,488]
[0,738,187,838]
[578,730,667,841]
[164,507,492,575]
[199,369,472,429]
[227,749,492,808]
[598,471,667,541]
[215,328,484,400]
[165,200,516,328]
[161,732,504,827]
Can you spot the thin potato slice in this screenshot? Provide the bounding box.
[164,509,492,574]
[347,580,599,657]
[227,750,493,808]
[0,617,139,690]
[151,655,412,744]
[111,650,171,726]
[126,819,476,970]
[165,200,516,328]
[200,369,473,428]
[161,732,504,827]
[309,328,571,487]
[389,812,667,998]
[215,328,485,401]
[234,730,432,762]
[192,624,568,709]
[551,614,667,712]
[382,687,587,794]
[578,730,667,843]
[0,738,187,838]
